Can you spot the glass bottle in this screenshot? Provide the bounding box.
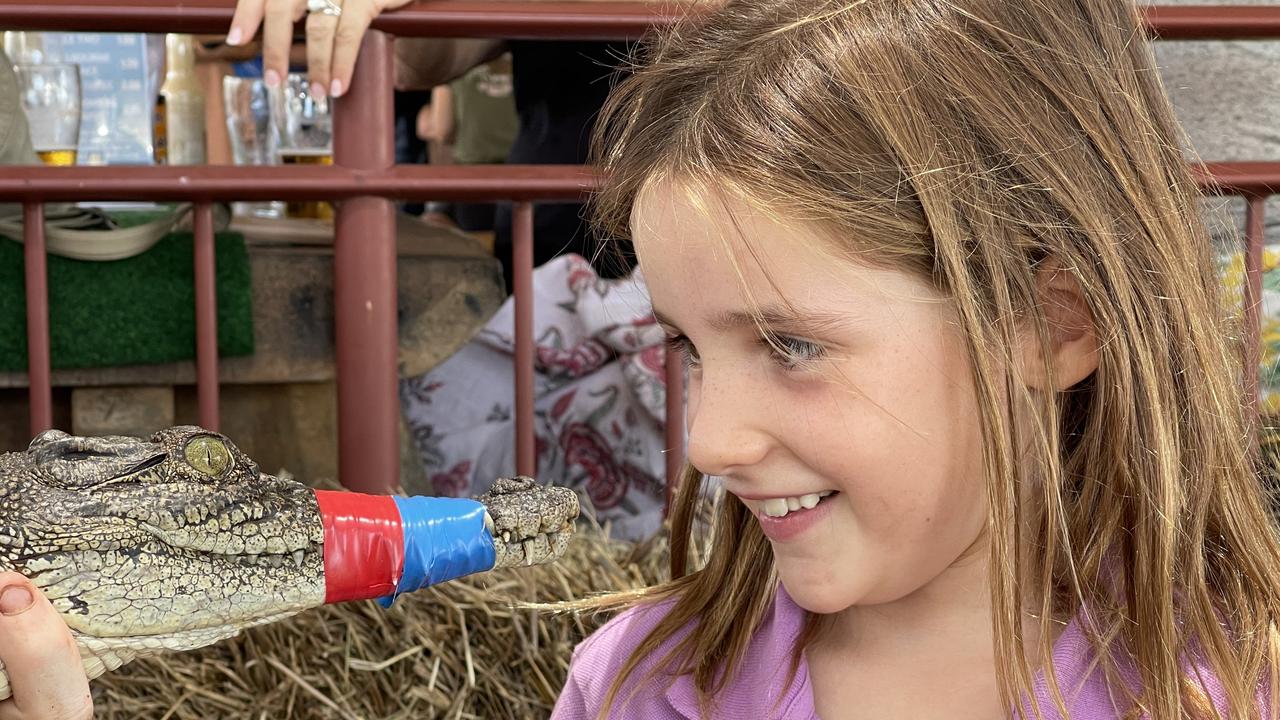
[161,34,205,165]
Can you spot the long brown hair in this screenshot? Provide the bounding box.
[580,1,1280,717]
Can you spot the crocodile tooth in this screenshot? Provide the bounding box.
[483,511,495,537]
[292,550,304,568]
[502,530,511,543]
[522,539,536,566]
[549,531,570,559]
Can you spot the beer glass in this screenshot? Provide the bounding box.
[16,63,81,166]
[223,76,283,218]
[269,73,332,220]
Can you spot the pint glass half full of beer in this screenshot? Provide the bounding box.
[270,73,333,221]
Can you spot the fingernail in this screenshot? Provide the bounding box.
[330,79,343,98]
[0,584,33,616]
[265,69,281,88]
[311,81,327,100]
[226,27,243,46]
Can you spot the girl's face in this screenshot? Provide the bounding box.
[633,181,990,613]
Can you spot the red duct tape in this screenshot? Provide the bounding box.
[314,490,405,603]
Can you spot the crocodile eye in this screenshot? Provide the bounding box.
[184,436,231,477]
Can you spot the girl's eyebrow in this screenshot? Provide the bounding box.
[652,305,858,336]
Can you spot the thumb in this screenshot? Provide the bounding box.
[0,573,93,720]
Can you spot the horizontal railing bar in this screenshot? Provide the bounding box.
[1,0,676,38]
[0,162,1275,201]
[1143,6,1280,40]
[1194,162,1280,197]
[2,3,1279,41]
[0,164,597,202]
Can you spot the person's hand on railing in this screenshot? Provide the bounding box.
[0,573,94,720]
[226,0,417,99]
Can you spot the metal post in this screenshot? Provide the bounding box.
[1245,195,1266,426]
[664,356,684,515]
[334,31,399,493]
[23,202,52,436]
[194,202,220,431]
[513,202,536,476]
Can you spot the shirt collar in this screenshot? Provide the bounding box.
[663,584,816,719]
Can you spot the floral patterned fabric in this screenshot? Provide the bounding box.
[400,254,671,540]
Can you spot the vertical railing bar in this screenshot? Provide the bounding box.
[334,31,399,494]
[663,354,684,516]
[1244,194,1266,434]
[23,201,52,437]
[513,201,536,477]
[194,202,220,431]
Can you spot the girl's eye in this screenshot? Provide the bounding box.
[762,333,825,370]
[664,334,701,367]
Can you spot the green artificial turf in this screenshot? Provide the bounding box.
[0,213,253,371]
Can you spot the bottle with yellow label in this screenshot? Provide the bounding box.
[161,34,205,165]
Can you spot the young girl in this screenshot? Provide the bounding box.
[549,0,1280,718]
[3,1,1277,719]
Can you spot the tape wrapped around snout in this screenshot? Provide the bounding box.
[313,490,497,605]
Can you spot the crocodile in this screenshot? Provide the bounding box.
[0,425,579,698]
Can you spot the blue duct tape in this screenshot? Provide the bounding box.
[378,496,497,608]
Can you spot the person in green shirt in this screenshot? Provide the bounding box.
[418,55,518,233]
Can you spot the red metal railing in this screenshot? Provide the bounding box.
[2,3,1278,509]
[7,2,1280,39]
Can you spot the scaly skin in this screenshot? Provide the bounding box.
[0,426,578,698]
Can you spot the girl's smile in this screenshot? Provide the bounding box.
[738,490,841,542]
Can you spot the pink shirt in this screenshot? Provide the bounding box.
[552,586,1256,719]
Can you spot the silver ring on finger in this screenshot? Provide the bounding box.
[306,0,342,17]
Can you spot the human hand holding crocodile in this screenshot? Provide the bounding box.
[0,426,580,698]
[0,573,93,719]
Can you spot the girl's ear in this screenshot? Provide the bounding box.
[1019,259,1099,391]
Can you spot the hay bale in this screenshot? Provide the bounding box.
[92,513,676,720]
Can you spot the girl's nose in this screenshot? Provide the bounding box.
[684,370,772,478]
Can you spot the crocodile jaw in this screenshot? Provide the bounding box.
[14,528,327,638]
[479,476,580,568]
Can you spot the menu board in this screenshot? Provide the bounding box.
[41,33,158,166]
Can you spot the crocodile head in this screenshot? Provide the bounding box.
[0,426,327,688]
[0,425,579,697]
